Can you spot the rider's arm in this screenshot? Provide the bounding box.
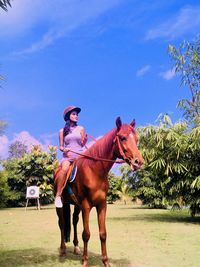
[59,128,64,152]
[79,126,88,146]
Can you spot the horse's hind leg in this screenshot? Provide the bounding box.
[73,205,81,255]
[56,207,67,256]
[63,203,71,242]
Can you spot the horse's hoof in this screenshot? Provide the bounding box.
[59,247,66,257]
[103,260,111,267]
[82,257,88,267]
[82,262,88,267]
[74,246,81,255]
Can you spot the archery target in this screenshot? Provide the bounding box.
[26,186,39,198]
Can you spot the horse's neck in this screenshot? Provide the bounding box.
[86,128,117,174]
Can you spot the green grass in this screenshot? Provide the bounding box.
[0,203,199,267]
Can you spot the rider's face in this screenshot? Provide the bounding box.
[70,111,78,122]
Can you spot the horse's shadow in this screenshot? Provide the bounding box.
[0,247,131,267]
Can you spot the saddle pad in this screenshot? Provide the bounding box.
[68,164,77,183]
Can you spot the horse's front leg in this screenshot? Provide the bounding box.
[97,202,110,267]
[56,207,67,256]
[82,203,92,267]
[73,205,81,255]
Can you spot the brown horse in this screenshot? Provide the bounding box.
[55,117,144,267]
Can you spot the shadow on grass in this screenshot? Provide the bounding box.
[109,209,200,225]
[0,247,131,267]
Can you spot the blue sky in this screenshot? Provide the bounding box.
[0,0,200,159]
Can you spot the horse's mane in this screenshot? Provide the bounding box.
[78,127,117,168]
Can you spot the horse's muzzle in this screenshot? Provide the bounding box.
[129,158,143,171]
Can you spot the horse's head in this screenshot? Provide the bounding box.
[115,117,144,171]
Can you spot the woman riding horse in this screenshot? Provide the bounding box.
[54,116,144,267]
[54,105,87,208]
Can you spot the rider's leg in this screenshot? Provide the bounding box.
[54,160,71,208]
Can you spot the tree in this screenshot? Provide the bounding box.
[117,181,132,205]
[120,114,200,213]
[1,145,58,206]
[8,140,28,159]
[0,0,11,11]
[1,0,12,88]
[107,172,121,204]
[168,36,200,125]
[0,169,13,207]
[0,158,25,206]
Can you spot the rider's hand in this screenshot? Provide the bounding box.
[82,134,88,146]
[59,146,64,152]
[63,148,70,157]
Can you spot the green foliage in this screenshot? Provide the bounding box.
[120,115,200,215]
[0,0,11,11]
[168,36,200,125]
[39,182,54,204]
[17,145,57,185]
[107,172,121,204]
[1,145,58,207]
[107,171,134,204]
[0,158,25,207]
[0,170,12,207]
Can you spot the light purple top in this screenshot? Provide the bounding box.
[60,125,84,163]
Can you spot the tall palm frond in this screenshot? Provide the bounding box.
[0,0,11,11]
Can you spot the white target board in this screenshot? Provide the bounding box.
[26,186,39,198]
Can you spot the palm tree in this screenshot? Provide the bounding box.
[117,182,132,205]
[0,0,11,11]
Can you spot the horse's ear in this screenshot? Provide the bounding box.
[116,117,122,131]
[130,119,136,128]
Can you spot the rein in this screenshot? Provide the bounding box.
[68,133,125,164]
[69,149,125,164]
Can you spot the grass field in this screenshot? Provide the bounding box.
[0,203,199,267]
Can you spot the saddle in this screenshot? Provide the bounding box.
[60,162,79,206]
[68,163,77,183]
[54,162,77,197]
[66,162,77,196]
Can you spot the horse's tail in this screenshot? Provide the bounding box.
[63,202,71,242]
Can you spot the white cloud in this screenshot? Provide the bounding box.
[160,68,176,80]
[146,6,200,40]
[0,131,57,159]
[1,0,121,55]
[0,135,9,159]
[0,131,103,160]
[136,65,151,77]
[40,132,58,149]
[0,0,47,37]
[12,131,41,150]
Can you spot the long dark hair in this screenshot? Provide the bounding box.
[63,119,77,137]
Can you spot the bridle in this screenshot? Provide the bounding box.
[114,134,130,163]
